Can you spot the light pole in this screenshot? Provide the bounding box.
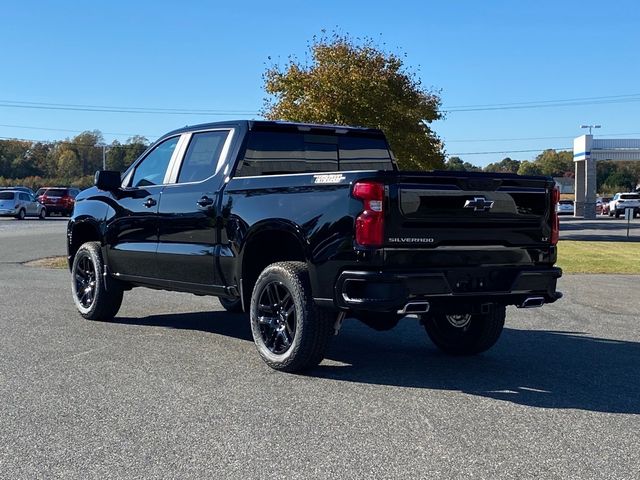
[580,124,601,135]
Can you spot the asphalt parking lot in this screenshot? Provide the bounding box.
[0,217,639,479]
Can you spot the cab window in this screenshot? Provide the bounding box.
[131,136,179,188]
[177,131,230,183]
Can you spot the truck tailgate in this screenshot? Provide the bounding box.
[384,172,554,248]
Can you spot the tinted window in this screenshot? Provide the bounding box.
[620,194,639,199]
[131,136,179,187]
[0,192,14,200]
[19,193,29,201]
[338,136,393,171]
[238,132,338,177]
[177,131,229,183]
[236,131,393,177]
[44,188,67,196]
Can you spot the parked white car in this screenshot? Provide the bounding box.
[0,190,47,220]
[608,192,640,218]
[556,200,574,215]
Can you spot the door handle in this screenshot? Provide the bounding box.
[197,196,214,208]
[144,198,157,208]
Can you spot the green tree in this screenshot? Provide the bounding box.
[534,149,573,177]
[517,160,542,176]
[597,161,618,191]
[484,157,521,174]
[71,131,104,175]
[106,140,127,172]
[603,171,636,192]
[123,136,149,169]
[444,156,481,171]
[262,32,444,170]
[56,148,81,177]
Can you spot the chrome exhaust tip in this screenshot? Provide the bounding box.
[397,301,431,315]
[518,297,545,308]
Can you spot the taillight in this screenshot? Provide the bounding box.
[352,181,385,247]
[550,187,560,245]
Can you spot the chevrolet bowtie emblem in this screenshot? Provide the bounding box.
[464,197,494,212]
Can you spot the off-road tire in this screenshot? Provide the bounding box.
[71,241,123,321]
[250,261,333,372]
[422,306,506,355]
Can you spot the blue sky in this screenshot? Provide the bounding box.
[1,0,639,166]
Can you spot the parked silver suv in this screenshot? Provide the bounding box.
[0,190,47,219]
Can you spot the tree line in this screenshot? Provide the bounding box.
[0,131,148,189]
[445,149,640,193]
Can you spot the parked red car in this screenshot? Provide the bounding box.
[35,187,80,216]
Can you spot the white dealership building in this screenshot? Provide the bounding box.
[573,135,640,218]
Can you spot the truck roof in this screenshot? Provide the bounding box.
[161,120,385,139]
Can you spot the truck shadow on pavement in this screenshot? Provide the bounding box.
[320,319,640,415]
[112,312,639,415]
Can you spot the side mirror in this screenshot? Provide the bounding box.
[94,170,121,191]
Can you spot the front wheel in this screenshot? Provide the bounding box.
[615,210,620,218]
[421,306,506,355]
[38,208,46,220]
[250,261,333,372]
[71,241,123,321]
[16,209,25,220]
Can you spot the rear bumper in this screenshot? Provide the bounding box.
[332,266,562,313]
[43,205,70,213]
[0,209,17,216]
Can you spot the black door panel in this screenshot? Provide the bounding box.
[106,186,162,278]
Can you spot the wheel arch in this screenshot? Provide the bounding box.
[67,219,102,270]
[238,220,308,310]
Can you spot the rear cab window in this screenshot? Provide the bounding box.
[236,130,394,177]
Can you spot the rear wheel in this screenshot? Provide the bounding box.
[250,261,333,372]
[71,241,123,321]
[16,209,25,220]
[615,210,620,218]
[421,306,506,355]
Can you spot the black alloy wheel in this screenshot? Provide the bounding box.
[71,241,123,321]
[249,262,333,372]
[74,253,97,309]
[256,281,296,355]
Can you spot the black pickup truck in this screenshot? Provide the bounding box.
[68,120,562,372]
